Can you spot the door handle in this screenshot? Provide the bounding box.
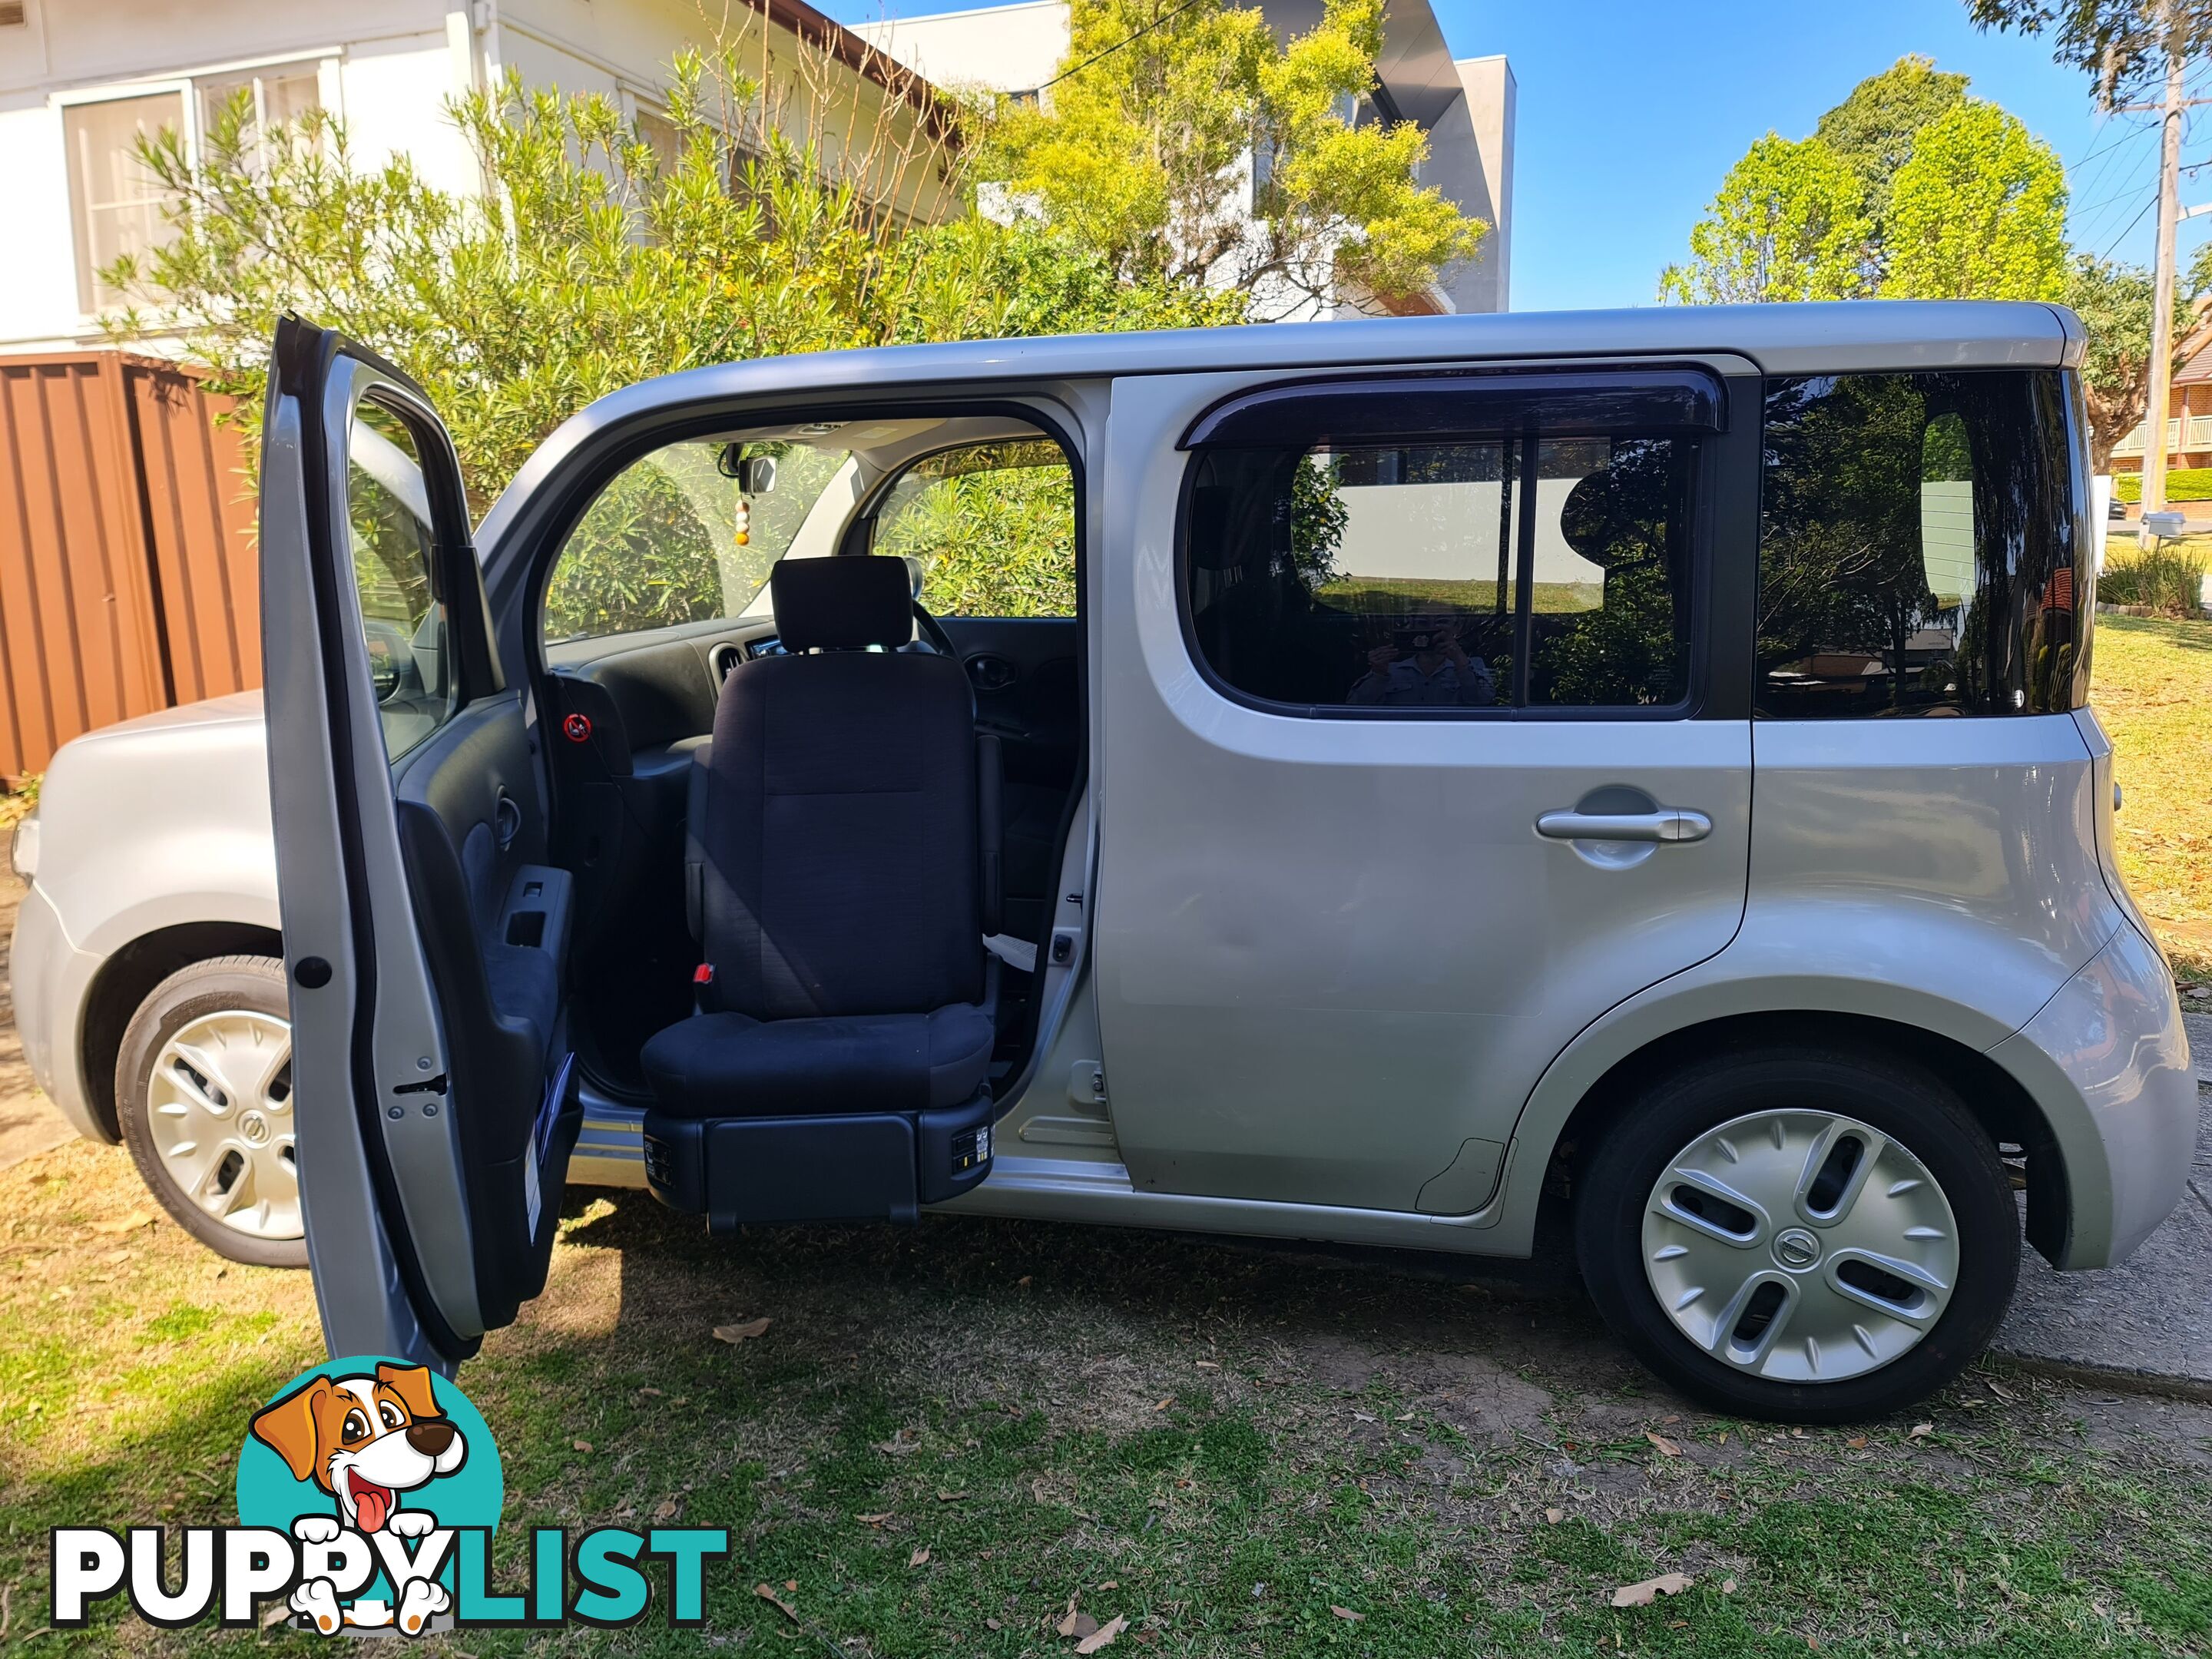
[1535,809,1713,844]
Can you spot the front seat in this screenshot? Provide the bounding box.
[639,555,1000,1230]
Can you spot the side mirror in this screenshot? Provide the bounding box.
[717,445,777,493]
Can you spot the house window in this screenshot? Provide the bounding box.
[65,92,186,315]
[65,61,323,316]
[197,61,323,161]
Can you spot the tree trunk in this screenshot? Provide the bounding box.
[2084,379,2148,475]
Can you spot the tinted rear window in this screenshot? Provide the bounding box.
[1757,369,2088,717]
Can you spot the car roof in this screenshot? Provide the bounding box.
[480,300,2079,549]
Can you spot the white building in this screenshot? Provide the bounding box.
[0,0,954,353]
[853,0,1515,314]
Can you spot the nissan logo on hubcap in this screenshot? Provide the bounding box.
[1773,1228,1822,1270]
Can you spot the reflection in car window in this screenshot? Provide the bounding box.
[348,400,455,762]
[873,439,1076,618]
[1757,370,2086,717]
[544,441,850,643]
[1185,430,1694,711]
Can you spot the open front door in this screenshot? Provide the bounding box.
[262,318,578,1368]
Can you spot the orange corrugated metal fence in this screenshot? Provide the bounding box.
[0,351,258,777]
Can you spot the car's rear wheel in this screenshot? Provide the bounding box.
[1575,1045,2018,1422]
[116,955,306,1269]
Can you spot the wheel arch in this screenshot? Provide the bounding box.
[79,922,286,1141]
[1528,1008,2069,1267]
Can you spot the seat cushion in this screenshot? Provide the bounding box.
[642,1002,995,1119]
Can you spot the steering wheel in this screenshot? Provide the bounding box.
[912,600,959,660]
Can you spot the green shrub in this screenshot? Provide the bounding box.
[2100,541,2208,612]
[2114,468,2212,503]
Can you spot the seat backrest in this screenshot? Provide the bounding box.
[697,556,983,1019]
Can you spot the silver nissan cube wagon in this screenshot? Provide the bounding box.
[29,300,2187,1423]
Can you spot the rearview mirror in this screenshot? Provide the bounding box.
[717,445,777,493]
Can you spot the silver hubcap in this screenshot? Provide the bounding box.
[1641,1110,1958,1384]
[145,1008,300,1241]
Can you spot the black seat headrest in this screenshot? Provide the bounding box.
[770,557,914,652]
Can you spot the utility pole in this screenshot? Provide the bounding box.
[2145,2,2189,519]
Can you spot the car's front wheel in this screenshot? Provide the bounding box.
[116,955,306,1268]
[1575,1045,2018,1422]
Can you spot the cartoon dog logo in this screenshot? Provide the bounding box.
[250,1362,468,1634]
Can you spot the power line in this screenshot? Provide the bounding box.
[2099,190,2158,258]
[1022,0,1209,97]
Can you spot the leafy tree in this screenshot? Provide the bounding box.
[106,48,1237,516]
[981,0,1485,317]
[2061,253,2190,470]
[1967,1,2212,106]
[1881,100,2068,300]
[1814,55,1969,244]
[1658,134,1873,303]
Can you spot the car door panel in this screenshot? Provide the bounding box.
[262,318,574,1365]
[1094,366,1755,1217]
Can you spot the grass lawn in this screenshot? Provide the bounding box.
[5,1141,2212,1656]
[2091,614,2212,979]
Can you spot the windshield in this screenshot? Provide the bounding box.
[541,439,853,644]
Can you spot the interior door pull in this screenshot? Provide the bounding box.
[1536,809,1713,844]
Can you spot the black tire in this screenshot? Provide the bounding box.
[1574,1045,2018,1423]
[116,955,308,1270]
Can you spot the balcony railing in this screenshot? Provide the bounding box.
[2110,414,2212,457]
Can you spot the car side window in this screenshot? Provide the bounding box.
[347,400,456,763]
[873,439,1077,618]
[1757,370,2085,717]
[1184,417,1697,713]
[543,441,851,644]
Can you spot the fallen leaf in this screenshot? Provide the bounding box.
[1790,1427,1806,1439]
[1988,1380,2018,1402]
[1057,1595,1082,1637]
[1545,1508,1563,1525]
[1154,1397,1173,1412]
[857,1512,893,1526]
[753,1583,798,1623]
[1845,1435,1867,1450]
[1195,1360,1219,1369]
[714,1318,771,1343]
[572,1439,594,1454]
[987,1617,1003,1631]
[1076,1614,1128,1653]
[262,1604,291,1629]
[93,1212,156,1234]
[1098,1581,1118,1591]
[909,1547,931,1568]
[1611,1573,1695,1608]
[1908,1422,1934,1442]
[1330,1606,1366,1622]
[637,1386,664,1397]
[1018,1275,1033,1286]
[1645,1431,1681,1458]
[937,1489,968,1502]
[652,1498,679,1522]
[1722,1578,1737,1594]
[1064,1613,1101,1640]
[1717,1432,1727,1445]
[1352,1412,1378,1424]
[1395,1411,1415,1422]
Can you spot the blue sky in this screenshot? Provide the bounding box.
[817,0,2212,310]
